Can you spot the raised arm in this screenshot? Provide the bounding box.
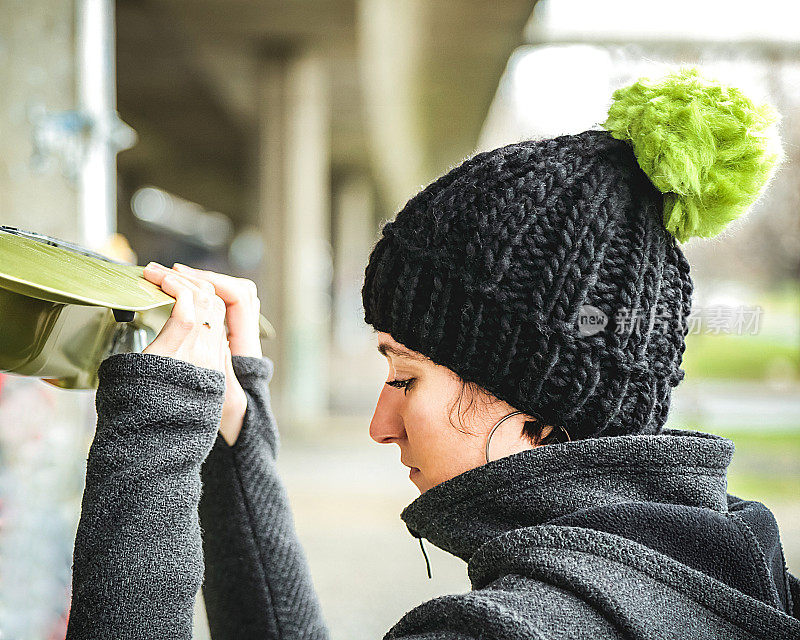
[142,261,331,639]
[199,354,331,639]
[67,265,231,639]
[66,352,226,638]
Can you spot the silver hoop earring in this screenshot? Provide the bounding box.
[485,411,523,464]
[485,411,572,463]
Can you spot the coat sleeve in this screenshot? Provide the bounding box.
[66,352,226,639]
[787,571,800,619]
[199,355,332,640]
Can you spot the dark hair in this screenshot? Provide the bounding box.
[447,378,568,447]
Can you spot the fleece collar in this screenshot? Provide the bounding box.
[400,428,734,563]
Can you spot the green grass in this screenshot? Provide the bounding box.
[679,282,800,382]
[708,428,800,502]
[759,282,800,316]
[683,333,800,381]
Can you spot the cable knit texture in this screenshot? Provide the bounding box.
[361,129,693,441]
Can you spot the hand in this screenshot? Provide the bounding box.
[140,266,228,373]
[142,263,250,446]
[171,263,263,359]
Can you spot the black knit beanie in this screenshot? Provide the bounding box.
[361,67,783,441]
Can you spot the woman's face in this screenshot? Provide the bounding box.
[369,331,549,493]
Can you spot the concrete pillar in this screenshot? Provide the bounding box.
[77,0,119,248]
[0,1,95,636]
[0,0,80,239]
[333,175,375,353]
[357,0,427,210]
[257,49,332,434]
[330,174,384,413]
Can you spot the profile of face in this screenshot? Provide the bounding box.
[369,331,553,493]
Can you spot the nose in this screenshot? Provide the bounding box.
[369,381,407,444]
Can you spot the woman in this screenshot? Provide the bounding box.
[65,67,800,639]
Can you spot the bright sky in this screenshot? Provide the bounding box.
[526,0,800,43]
[477,0,792,150]
[510,45,614,136]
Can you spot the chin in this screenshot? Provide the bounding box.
[409,468,426,492]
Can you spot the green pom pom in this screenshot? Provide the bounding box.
[602,66,784,243]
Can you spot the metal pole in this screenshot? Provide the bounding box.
[77,0,117,249]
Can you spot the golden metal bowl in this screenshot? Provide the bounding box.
[0,226,275,390]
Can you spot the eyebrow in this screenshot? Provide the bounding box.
[377,342,429,363]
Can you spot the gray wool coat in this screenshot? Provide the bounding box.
[64,352,800,639]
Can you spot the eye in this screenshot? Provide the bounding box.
[386,377,416,395]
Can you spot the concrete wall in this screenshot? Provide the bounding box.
[0,1,99,637]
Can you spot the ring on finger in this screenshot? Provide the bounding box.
[202,321,212,329]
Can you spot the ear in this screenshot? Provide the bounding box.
[522,419,558,445]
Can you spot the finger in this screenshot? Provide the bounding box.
[207,296,229,352]
[172,264,261,357]
[161,267,233,338]
[143,262,178,286]
[160,265,221,299]
[149,266,224,346]
[143,278,196,355]
[160,273,218,345]
[191,292,227,368]
[151,266,221,327]
[144,263,215,297]
[172,263,257,308]
[160,276,198,326]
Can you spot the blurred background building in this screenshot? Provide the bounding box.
[0,0,799,638]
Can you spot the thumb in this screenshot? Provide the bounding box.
[219,341,247,446]
[143,287,196,356]
[223,340,236,382]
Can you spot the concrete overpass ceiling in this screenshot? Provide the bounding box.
[152,0,368,174]
[116,0,535,223]
[116,0,251,221]
[418,1,537,179]
[157,0,356,41]
[357,0,536,210]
